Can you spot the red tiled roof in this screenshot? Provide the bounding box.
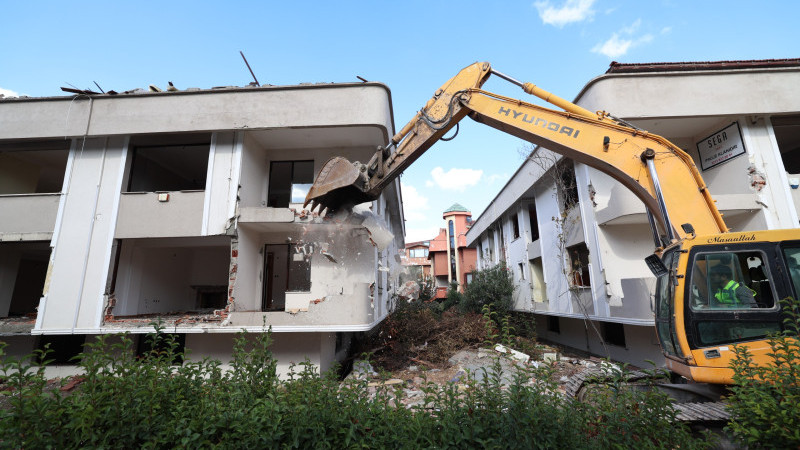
[606,58,800,74]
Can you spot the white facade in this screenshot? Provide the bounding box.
[467,61,800,367]
[0,83,404,375]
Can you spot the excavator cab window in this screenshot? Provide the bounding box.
[654,248,681,357]
[781,247,800,299]
[688,251,775,311]
[686,249,781,347]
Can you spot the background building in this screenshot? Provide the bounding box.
[400,240,431,280]
[467,59,800,367]
[0,81,404,375]
[429,204,477,299]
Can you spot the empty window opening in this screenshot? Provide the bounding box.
[558,160,579,211]
[528,204,539,241]
[0,242,51,319]
[37,335,86,365]
[127,134,210,192]
[136,333,186,365]
[267,160,314,207]
[773,114,800,173]
[486,231,495,262]
[511,213,520,239]
[112,238,230,317]
[518,262,526,280]
[288,244,312,292]
[547,316,560,333]
[603,322,626,347]
[0,140,69,195]
[568,243,591,287]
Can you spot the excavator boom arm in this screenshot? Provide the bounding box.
[306,62,727,241]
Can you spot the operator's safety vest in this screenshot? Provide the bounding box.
[714,280,755,304]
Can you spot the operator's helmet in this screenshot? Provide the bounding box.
[710,264,732,279]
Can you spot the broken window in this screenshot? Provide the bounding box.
[486,231,495,262]
[511,213,520,239]
[127,134,211,192]
[547,316,560,333]
[773,114,800,173]
[267,160,314,207]
[558,160,579,211]
[0,140,69,194]
[0,242,51,319]
[287,244,312,292]
[136,333,186,365]
[603,322,626,347]
[568,243,590,287]
[37,335,86,365]
[528,204,539,241]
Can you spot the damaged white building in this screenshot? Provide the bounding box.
[467,59,800,367]
[0,80,404,375]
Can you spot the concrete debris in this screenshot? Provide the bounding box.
[348,359,378,380]
[543,352,559,363]
[367,378,403,387]
[347,206,394,251]
[494,344,531,362]
[396,280,420,301]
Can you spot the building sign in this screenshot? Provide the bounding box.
[697,122,745,171]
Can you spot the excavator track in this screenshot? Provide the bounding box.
[565,368,730,425]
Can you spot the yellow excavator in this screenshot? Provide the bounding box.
[305,62,798,391]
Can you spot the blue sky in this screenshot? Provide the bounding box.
[1,0,798,242]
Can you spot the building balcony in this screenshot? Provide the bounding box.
[115,191,204,238]
[0,193,61,241]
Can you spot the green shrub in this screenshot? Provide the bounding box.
[0,326,712,448]
[462,263,515,316]
[441,280,463,312]
[727,297,800,448]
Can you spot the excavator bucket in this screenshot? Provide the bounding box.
[304,157,375,213]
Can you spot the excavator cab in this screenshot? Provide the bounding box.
[654,230,797,384]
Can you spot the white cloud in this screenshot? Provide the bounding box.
[534,0,596,28]
[429,166,483,191]
[592,35,633,58]
[0,87,20,98]
[592,19,654,58]
[401,183,430,222]
[661,26,672,34]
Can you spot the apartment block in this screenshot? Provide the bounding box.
[0,81,404,375]
[467,59,800,367]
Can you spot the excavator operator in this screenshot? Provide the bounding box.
[709,265,757,309]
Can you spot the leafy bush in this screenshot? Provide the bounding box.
[727,297,800,448]
[462,263,515,316]
[441,281,463,312]
[0,326,712,448]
